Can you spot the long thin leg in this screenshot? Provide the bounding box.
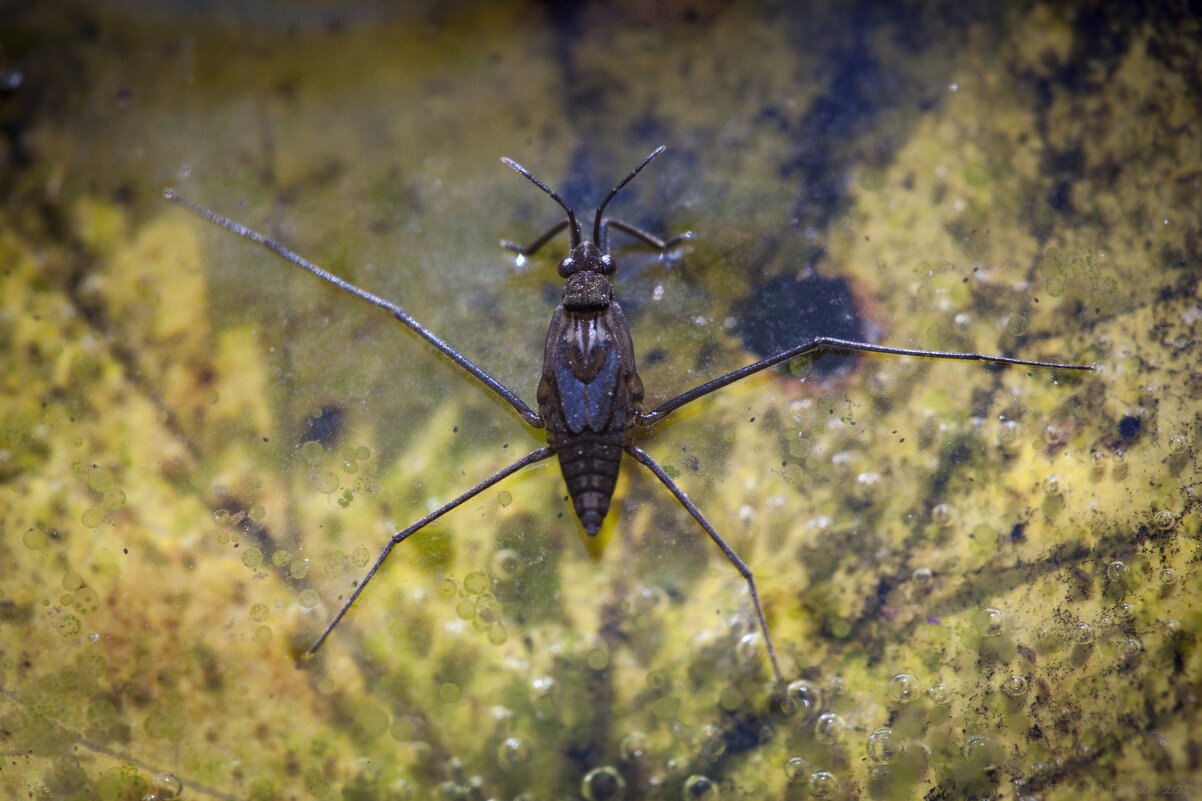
[165,191,543,428]
[599,218,692,253]
[500,218,571,257]
[627,445,784,685]
[639,335,1095,426]
[307,446,554,655]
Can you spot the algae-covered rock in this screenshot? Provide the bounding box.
[1,2,1197,799]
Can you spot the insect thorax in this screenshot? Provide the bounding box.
[563,271,615,310]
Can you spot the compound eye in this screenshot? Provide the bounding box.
[598,253,615,275]
[557,256,576,278]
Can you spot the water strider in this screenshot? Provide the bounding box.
[166,146,1093,684]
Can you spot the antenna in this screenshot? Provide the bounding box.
[501,157,580,247]
[593,145,666,245]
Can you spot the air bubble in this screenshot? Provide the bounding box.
[88,466,115,492]
[149,772,182,801]
[932,503,951,524]
[735,631,764,662]
[783,755,808,782]
[978,607,1006,636]
[297,589,320,611]
[586,644,610,671]
[490,548,525,580]
[809,771,838,799]
[815,712,843,744]
[316,471,340,493]
[971,523,995,542]
[1153,510,1176,531]
[699,725,726,762]
[867,728,903,762]
[781,679,822,720]
[55,614,82,637]
[337,547,364,570]
[23,528,46,550]
[630,584,667,614]
[463,571,490,594]
[887,673,920,703]
[1119,637,1142,660]
[75,587,99,614]
[1168,435,1188,454]
[619,731,650,762]
[581,766,625,801]
[911,566,933,587]
[1106,561,1126,582]
[1001,675,1028,697]
[1070,622,1094,644]
[962,735,999,770]
[1042,475,1062,495]
[531,677,556,718]
[241,547,263,569]
[1159,567,1178,585]
[300,440,324,463]
[682,774,718,800]
[926,682,952,705]
[497,736,528,769]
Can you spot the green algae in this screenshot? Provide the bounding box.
[1,2,1200,800]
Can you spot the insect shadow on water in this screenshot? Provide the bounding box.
[165,146,1093,685]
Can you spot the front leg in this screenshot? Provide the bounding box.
[500,218,571,258]
[599,217,692,253]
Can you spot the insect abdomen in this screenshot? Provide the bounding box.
[556,428,625,535]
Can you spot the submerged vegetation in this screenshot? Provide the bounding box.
[1,2,1199,799]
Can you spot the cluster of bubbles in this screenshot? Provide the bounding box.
[79,465,127,528]
[774,670,980,792]
[298,438,375,503]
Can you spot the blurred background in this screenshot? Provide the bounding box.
[1,1,1198,799]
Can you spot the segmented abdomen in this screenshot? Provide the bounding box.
[556,427,625,535]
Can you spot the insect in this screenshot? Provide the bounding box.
[166,146,1093,684]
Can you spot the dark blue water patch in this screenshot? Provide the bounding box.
[299,405,345,447]
[1118,415,1141,439]
[733,272,863,376]
[780,47,900,241]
